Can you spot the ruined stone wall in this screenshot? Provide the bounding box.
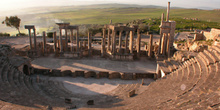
[194,33,204,41]
[204,28,220,40]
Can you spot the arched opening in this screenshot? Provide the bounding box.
[23,65,30,75]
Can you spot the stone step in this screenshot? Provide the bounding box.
[204,50,219,63]
[7,67,17,88]
[164,60,176,71]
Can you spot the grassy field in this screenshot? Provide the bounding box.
[0,4,220,35]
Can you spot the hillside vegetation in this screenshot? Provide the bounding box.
[0,4,219,35]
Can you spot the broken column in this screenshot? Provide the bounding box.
[148,34,153,57]
[107,28,111,51]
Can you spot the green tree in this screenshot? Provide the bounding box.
[2,16,21,35]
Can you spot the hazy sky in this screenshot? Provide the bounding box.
[1,0,220,11]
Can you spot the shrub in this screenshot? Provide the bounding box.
[0,33,10,37]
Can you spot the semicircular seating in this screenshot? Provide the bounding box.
[0,44,219,110]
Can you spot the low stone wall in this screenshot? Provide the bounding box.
[32,67,156,80]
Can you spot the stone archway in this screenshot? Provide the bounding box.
[23,65,30,75]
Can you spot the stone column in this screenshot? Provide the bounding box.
[136,29,141,58]
[148,34,153,57]
[167,33,171,58]
[70,29,74,52]
[28,29,32,49]
[161,33,167,55]
[53,32,57,52]
[112,30,116,54]
[125,31,129,53]
[83,41,86,47]
[33,28,37,51]
[119,30,123,53]
[79,41,82,49]
[102,28,106,52]
[65,28,68,52]
[107,28,111,51]
[76,28,79,53]
[129,30,134,54]
[59,29,63,53]
[88,32,92,56]
[101,38,105,57]
[42,31,46,55]
[167,2,170,22]
[111,30,114,52]
[158,13,164,55]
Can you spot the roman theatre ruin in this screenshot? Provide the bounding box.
[0,2,219,110]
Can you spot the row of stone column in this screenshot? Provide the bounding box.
[102,25,141,56]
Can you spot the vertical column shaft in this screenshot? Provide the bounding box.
[148,34,153,57]
[161,33,167,55]
[88,32,91,56]
[112,30,116,54]
[28,29,32,49]
[53,32,57,52]
[167,33,171,58]
[42,31,46,54]
[33,28,37,51]
[59,29,63,53]
[102,28,106,51]
[125,31,129,53]
[107,28,111,51]
[65,28,68,52]
[76,28,79,53]
[129,31,134,54]
[119,30,122,53]
[70,29,74,52]
[158,13,164,55]
[167,2,170,22]
[101,38,105,57]
[136,29,141,57]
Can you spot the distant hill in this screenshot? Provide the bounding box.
[0,4,219,35]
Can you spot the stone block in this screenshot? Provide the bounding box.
[109,72,121,79]
[61,70,72,76]
[84,71,96,78]
[33,68,50,75]
[120,73,135,80]
[87,100,94,105]
[98,71,109,78]
[75,71,84,77]
[71,72,77,78]
[65,98,72,104]
[128,90,135,97]
[51,69,61,76]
